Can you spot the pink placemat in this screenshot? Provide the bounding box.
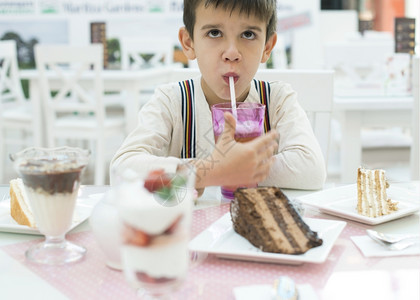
[2,204,364,299]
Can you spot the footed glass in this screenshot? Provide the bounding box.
[117,164,195,299]
[10,146,89,265]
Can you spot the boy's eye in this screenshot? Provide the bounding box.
[208,29,222,38]
[242,31,256,40]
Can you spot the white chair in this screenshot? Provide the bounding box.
[324,37,394,94]
[35,44,126,185]
[119,37,182,107]
[167,68,334,167]
[324,35,414,182]
[120,37,176,70]
[0,40,42,183]
[255,69,334,165]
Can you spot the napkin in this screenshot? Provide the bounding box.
[233,283,317,300]
[351,235,420,257]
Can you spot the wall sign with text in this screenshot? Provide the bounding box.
[0,0,184,15]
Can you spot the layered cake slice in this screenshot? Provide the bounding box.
[357,167,398,217]
[231,187,323,254]
[9,178,35,228]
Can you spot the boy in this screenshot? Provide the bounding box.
[110,0,326,192]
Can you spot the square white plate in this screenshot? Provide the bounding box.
[0,186,106,235]
[297,184,420,225]
[188,213,346,265]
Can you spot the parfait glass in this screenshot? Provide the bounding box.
[117,163,195,299]
[10,146,90,265]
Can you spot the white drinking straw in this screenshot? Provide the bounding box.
[229,76,237,120]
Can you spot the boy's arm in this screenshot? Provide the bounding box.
[110,87,183,185]
[111,86,279,190]
[111,111,277,190]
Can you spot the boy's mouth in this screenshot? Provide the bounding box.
[222,73,239,85]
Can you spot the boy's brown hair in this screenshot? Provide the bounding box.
[183,0,277,42]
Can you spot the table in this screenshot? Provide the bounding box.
[333,94,414,183]
[20,67,171,135]
[0,183,419,299]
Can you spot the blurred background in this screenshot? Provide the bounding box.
[0,0,419,185]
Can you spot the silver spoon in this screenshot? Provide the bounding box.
[366,230,420,251]
[366,229,420,244]
[372,238,419,251]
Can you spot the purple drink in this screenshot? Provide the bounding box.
[211,103,265,200]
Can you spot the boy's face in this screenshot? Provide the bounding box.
[179,3,276,105]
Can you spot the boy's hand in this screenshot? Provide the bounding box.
[210,112,278,186]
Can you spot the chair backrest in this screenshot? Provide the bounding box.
[120,37,174,70]
[324,35,394,94]
[0,40,25,105]
[34,44,105,132]
[255,69,334,163]
[168,68,334,163]
[166,67,200,83]
[324,33,394,70]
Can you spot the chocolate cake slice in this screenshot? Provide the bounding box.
[231,187,322,254]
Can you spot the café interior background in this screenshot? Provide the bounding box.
[0,0,419,185]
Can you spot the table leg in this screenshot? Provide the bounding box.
[410,69,419,180]
[410,107,419,180]
[340,111,362,183]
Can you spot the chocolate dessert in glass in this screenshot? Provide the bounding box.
[10,146,89,265]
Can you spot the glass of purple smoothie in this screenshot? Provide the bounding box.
[211,102,266,201]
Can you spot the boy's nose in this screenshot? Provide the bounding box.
[222,42,241,62]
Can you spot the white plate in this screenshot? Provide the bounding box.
[188,213,346,265]
[297,184,420,225]
[0,185,106,235]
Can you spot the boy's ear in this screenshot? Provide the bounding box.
[178,27,197,60]
[261,33,277,63]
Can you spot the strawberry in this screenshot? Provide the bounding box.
[135,272,174,284]
[123,224,151,247]
[143,169,172,193]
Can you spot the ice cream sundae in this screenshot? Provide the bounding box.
[18,158,86,236]
[11,146,89,265]
[118,166,195,295]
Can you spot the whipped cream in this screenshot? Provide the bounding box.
[118,186,192,235]
[118,183,193,280]
[122,239,189,279]
[24,186,78,236]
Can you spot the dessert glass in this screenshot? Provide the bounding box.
[117,164,195,298]
[10,146,89,265]
[211,102,265,200]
